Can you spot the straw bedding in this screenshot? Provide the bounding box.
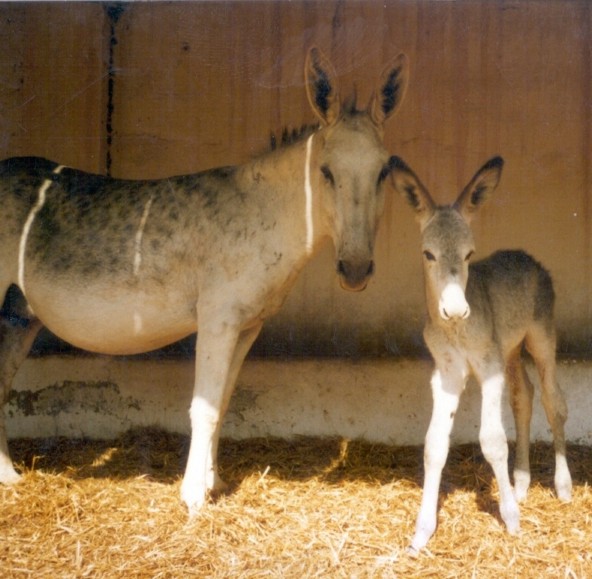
[2,428,591,578]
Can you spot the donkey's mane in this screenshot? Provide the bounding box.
[269,124,319,151]
[268,92,367,153]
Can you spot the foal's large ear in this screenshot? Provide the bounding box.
[455,157,504,222]
[389,156,435,227]
[305,47,340,126]
[370,53,409,126]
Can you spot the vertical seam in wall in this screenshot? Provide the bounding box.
[584,2,592,320]
[104,3,126,178]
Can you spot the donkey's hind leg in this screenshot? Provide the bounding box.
[0,288,42,484]
[506,345,534,502]
[525,323,572,502]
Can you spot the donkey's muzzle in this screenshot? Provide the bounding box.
[337,259,375,292]
[439,283,471,320]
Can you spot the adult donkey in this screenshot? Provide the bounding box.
[0,47,408,512]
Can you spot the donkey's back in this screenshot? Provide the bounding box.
[0,156,240,354]
[467,249,555,352]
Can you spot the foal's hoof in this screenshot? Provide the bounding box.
[502,511,520,536]
[500,500,520,536]
[555,473,573,503]
[513,472,530,503]
[212,476,230,495]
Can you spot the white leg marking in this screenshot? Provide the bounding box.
[133,194,154,276]
[18,165,65,296]
[181,323,262,514]
[410,368,464,552]
[479,372,520,535]
[304,134,314,254]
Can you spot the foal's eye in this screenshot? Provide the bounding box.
[321,165,335,186]
[465,250,474,261]
[423,250,436,262]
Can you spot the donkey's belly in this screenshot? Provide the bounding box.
[25,283,197,356]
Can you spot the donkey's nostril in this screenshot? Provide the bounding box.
[367,261,375,277]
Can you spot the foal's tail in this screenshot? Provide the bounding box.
[532,256,555,325]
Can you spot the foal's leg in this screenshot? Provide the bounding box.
[525,325,572,502]
[477,369,520,535]
[180,321,262,514]
[0,314,42,484]
[410,366,465,553]
[506,347,534,502]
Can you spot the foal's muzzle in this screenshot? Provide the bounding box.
[337,259,375,292]
[438,283,471,320]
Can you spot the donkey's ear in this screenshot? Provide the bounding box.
[455,157,504,222]
[389,156,435,226]
[370,53,409,126]
[305,47,340,126]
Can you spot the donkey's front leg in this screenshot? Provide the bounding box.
[0,316,42,484]
[180,322,262,514]
[410,367,464,553]
[479,371,520,535]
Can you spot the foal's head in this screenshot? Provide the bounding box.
[390,156,504,321]
[305,47,408,291]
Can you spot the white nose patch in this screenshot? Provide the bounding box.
[439,283,470,320]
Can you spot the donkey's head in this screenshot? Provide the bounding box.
[390,156,504,321]
[305,47,408,291]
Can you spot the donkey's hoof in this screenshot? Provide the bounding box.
[0,467,22,485]
[180,482,208,516]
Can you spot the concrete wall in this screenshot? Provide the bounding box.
[6,356,592,445]
[1,2,591,443]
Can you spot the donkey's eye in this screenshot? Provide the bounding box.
[423,250,436,262]
[321,165,334,186]
[465,250,474,261]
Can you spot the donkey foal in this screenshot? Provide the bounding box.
[390,156,572,553]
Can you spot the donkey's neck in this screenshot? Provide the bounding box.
[236,134,330,261]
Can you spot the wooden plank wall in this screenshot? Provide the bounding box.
[0,1,590,356]
[0,3,107,172]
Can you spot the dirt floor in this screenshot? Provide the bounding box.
[1,428,591,578]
